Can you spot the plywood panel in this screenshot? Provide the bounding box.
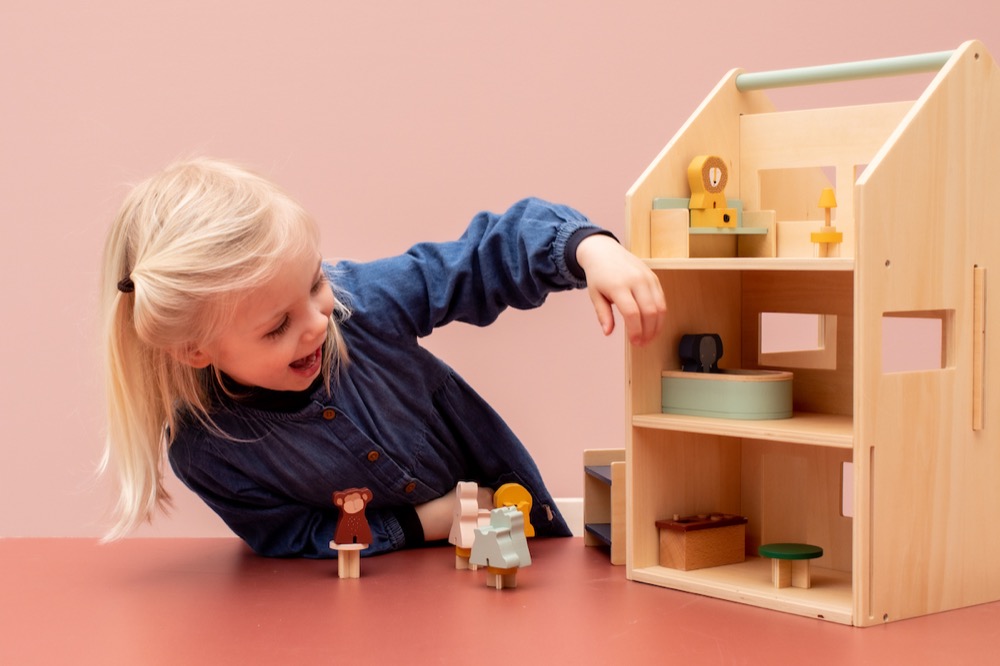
[855,40,1000,625]
[741,271,854,416]
[742,440,853,573]
[740,102,912,256]
[627,429,741,574]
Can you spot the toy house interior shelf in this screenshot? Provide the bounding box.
[632,412,853,449]
[623,41,999,627]
[643,257,854,272]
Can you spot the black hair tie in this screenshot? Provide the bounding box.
[117,277,135,294]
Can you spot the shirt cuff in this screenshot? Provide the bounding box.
[564,227,619,282]
[393,505,426,548]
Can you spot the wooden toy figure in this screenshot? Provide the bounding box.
[678,333,723,373]
[449,481,486,570]
[469,506,532,590]
[687,155,738,229]
[330,487,373,578]
[493,483,535,537]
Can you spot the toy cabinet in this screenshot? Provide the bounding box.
[624,41,999,626]
[583,449,625,564]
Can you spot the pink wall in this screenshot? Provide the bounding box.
[2,1,997,537]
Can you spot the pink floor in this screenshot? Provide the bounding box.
[2,537,997,664]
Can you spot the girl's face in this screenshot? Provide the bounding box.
[192,246,335,392]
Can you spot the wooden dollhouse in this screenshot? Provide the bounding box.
[623,40,999,626]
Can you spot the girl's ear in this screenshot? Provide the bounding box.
[171,344,212,369]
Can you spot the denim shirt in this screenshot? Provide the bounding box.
[168,198,600,557]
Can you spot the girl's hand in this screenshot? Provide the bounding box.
[575,234,666,346]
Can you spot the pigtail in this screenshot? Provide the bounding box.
[99,207,176,540]
[100,289,172,540]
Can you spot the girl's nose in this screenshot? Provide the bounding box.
[305,305,329,342]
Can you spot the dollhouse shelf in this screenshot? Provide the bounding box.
[688,227,767,235]
[630,558,853,625]
[623,41,999,627]
[643,257,854,271]
[632,412,852,449]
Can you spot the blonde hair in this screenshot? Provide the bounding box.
[100,157,349,540]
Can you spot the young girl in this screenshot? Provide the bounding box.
[101,157,665,557]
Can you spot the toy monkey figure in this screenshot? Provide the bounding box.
[332,488,373,545]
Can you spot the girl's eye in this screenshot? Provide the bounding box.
[263,272,324,339]
[265,317,290,339]
[311,273,327,294]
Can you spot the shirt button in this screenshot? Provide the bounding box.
[404,481,417,494]
[367,451,380,463]
[322,408,336,420]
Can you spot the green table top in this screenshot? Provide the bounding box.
[758,543,824,560]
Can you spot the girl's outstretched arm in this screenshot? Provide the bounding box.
[338,197,602,339]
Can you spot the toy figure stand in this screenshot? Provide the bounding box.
[330,542,366,579]
[485,566,519,590]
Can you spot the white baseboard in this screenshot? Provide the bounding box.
[554,497,584,537]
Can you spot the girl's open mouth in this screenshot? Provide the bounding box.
[289,347,322,374]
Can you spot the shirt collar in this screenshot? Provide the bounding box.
[213,372,324,413]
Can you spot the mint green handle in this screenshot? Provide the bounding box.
[736,50,953,91]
